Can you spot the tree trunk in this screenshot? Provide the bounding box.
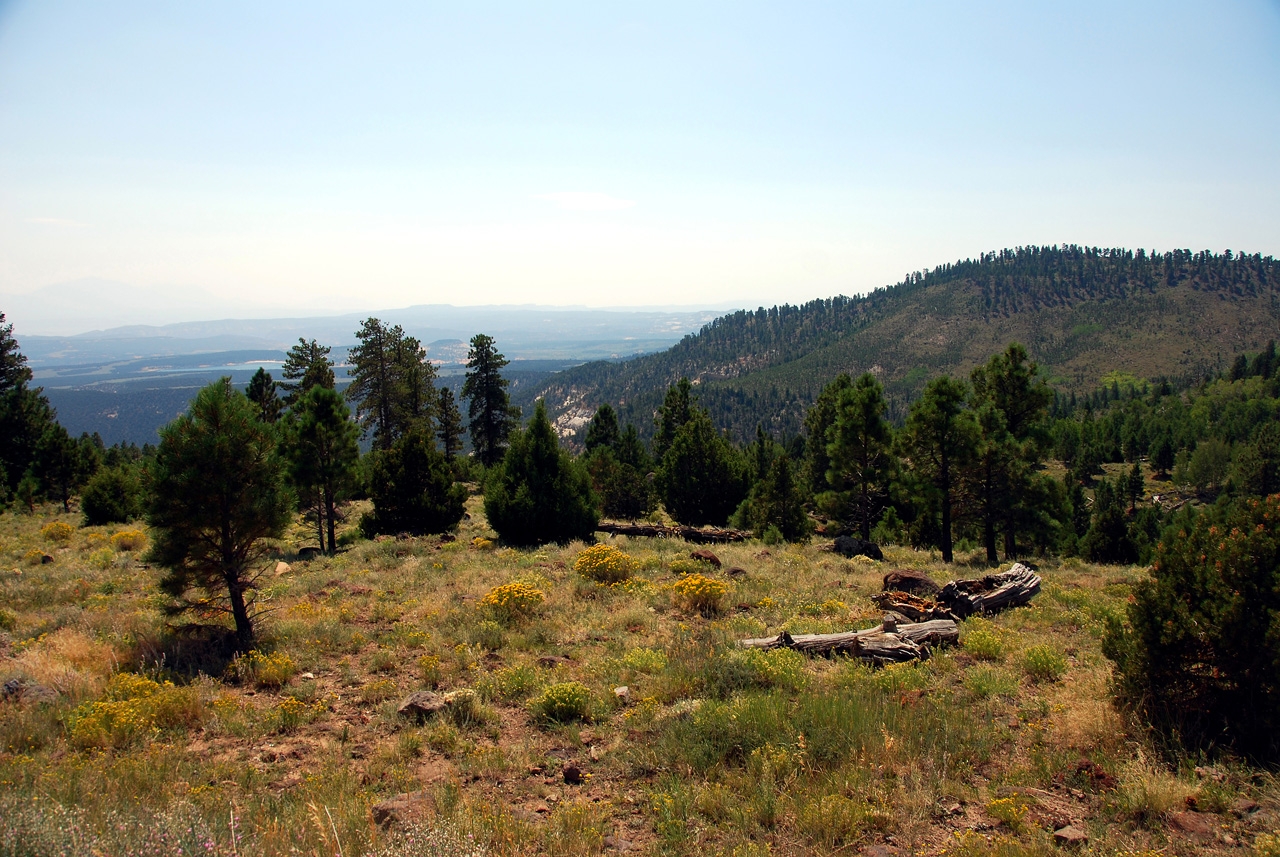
[940,454,953,563]
[937,563,1041,618]
[596,522,750,543]
[226,577,254,650]
[739,619,958,663]
[324,483,337,554]
[984,514,998,566]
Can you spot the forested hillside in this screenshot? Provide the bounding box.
[523,246,1280,443]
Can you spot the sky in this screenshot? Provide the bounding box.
[1,1,1279,331]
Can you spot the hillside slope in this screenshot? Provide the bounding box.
[522,246,1280,442]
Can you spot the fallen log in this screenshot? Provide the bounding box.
[738,618,959,664]
[937,563,1041,618]
[596,522,751,543]
[870,591,955,622]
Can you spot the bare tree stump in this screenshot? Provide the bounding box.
[938,563,1041,618]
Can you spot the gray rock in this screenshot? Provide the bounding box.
[371,792,432,828]
[396,691,447,721]
[1053,825,1088,845]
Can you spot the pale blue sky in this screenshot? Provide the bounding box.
[2,1,1278,325]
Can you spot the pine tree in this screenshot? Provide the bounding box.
[280,338,336,407]
[147,379,293,649]
[462,334,518,467]
[485,400,598,546]
[585,404,621,454]
[33,424,82,513]
[360,428,466,538]
[803,374,853,496]
[348,319,399,450]
[437,387,464,461]
[348,319,436,451]
[0,312,57,498]
[653,378,695,460]
[743,453,811,542]
[246,368,281,423]
[658,408,747,527]
[967,343,1054,562]
[820,373,893,540]
[283,386,361,553]
[82,464,144,525]
[900,376,978,563]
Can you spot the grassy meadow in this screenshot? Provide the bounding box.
[1,493,1277,856]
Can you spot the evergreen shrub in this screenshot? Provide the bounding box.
[484,401,598,546]
[1104,494,1280,759]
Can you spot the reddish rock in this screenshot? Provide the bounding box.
[882,569,940,596]
[1052,825,1088,846]
[690,549,721,568]
[1167,810,1214,844]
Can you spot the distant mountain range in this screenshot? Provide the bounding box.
[12,247,1279,449]
[521,246,1280,443]
[8,302,729,445]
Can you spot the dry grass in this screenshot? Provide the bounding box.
[1,498,1277,856]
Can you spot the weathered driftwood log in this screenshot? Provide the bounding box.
[738,619,959,664]
[937,563,1041,618]
[596,522,751,543]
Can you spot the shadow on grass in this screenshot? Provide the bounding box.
[136,624,241,680]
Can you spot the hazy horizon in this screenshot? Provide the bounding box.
[3,2,1278,326]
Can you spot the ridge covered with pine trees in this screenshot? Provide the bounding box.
[524,245,1280,442]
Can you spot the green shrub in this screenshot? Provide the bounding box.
[1105,494,1280,760]
[707,648,807,697]
[360,430,467,537]
[620,647,668,674]
[484,401,599,547]
[668,558,703,576]
[961,618,1008,661]
[81,465,144,526]
[1022,644,1068,682]
[528,681,592,723]
[470,619,505,650]
[476,665,541,703]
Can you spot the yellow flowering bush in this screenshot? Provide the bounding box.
[962,617,1010,661]
[110,530,147,552]
[672,573,728,616]
[84,533,109,550]
[620,647,668,674]
[528,681,592,723]
[471,537,494,551]
[22,549,48,566]
[227,650,297,689]
[67,672,201,748]
[1022,644,1068,682]
[986,796,1029,831]
[668,558,703,576]
[574,544,636,584]
[88,548,115,570]
[271,695,326,733]
[40,522,74,543]
[482,581,545,622]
